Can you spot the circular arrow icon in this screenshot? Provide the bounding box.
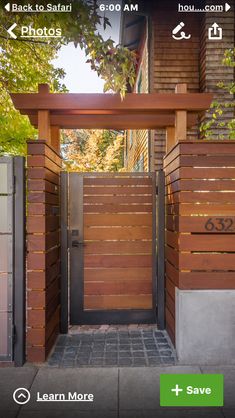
[13,388,31,405]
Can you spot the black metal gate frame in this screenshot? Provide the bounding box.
[60,171,165,331]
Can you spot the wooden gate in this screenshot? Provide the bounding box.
[62,173,157,324]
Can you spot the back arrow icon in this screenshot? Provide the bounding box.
[7,23,17,39]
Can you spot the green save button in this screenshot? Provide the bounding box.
[160,374,223,407]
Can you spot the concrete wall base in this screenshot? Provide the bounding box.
[175,288,235,365]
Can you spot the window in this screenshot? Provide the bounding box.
[129,130,133,148]
[137,70,143,93]
[134,154,144,172]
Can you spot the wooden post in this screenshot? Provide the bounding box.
[38,84,51,144]
[38,111,50,143]
[166,127,175,153]
[175,83,187,142]
[51,126,61,153]
[38,84,50,94]
[27,140,62,362]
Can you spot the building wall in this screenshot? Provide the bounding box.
[151,0,201,171]
[200,0,234,138]
[124,0,234,172]
[124,34,149,172]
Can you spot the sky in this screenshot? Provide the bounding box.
[53,5,121,93]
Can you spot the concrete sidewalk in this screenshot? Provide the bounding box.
[0,365,235,418]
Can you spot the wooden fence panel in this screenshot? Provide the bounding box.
[164,140,235,344]
[27,140,61,362]
[83,174,154,311]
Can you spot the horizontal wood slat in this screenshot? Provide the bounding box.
[166,191,235,204]
[166,167,235,183]
[167,179,235,192]
[179,233,235,251]
[28,191,59,205]
[164,155,235,173]
[167,203,235,216]
[178,141,235,155]
[84,267,152,281]
[83,186,152,195]
[166,262,235,290]
[84,255,152,268]
[166,246,235,270]
[27,247,59,270]
[84,214,152,226]
[84,177,152,186]
[27,261,60,290]
[27,140,61,162]
[27,167,59,185]
[28,179,59,194]
[84,204,152,213]
[84,280,151,295]
[84,226,152,240]
[84,241,152,254]
[84,195,152,204]
[166,215,235,233]
[84,295,152,310]
[27,155,61,173]
[27,215,59,233]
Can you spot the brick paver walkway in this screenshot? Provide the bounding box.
[47,326,175,368]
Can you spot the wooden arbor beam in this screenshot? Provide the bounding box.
[29,113,199,130]
[10,83,213,152]
[10,91,213,114]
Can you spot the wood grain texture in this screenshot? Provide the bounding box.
[84,295,152,310]
[84,267,152,281]
[84,255,152,268]
[166,191,235,204]
[84,195,152,204]
[27,140,61,362]
[164,141,235,344]
[167,203,235,216]
[11,91,213,113]
[81,173,154,312]
[84,203,152,213]
[84,280,152,295]
[83,186,152,195]
[84,241,152,254]
[84,213,152,226]
[84,177,152,186]
[29,113,199,129]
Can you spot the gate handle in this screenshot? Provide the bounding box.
[72,240,84,247]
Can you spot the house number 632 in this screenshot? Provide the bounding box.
[204,217,235,232]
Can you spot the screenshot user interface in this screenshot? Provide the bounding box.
[0,0,234,417]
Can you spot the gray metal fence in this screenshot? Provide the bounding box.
[0,157,25,365]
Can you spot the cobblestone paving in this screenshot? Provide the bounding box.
[47,327,175,368]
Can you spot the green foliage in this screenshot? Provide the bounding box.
[0,36,67,155]
[62,129,124,172]
[0,1,137,155]
[200,48,235,139]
